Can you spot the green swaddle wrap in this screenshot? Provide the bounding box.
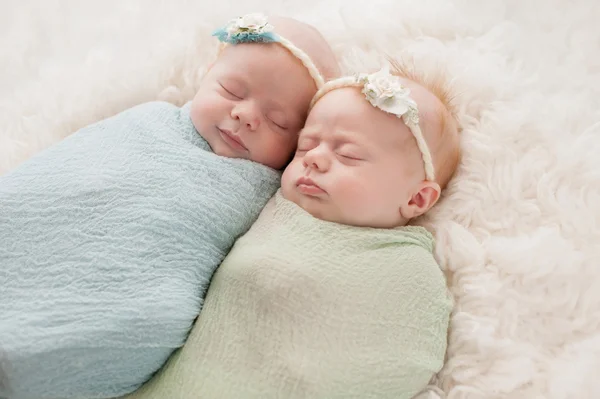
[124,190,452,399]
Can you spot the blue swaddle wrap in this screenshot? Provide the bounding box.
[0,101,280,399]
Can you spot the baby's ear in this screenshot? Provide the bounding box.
[401,181,441,220]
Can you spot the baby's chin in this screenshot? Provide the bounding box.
[284,191,341,224]
[285,191,407,228]
[282,181,369,226]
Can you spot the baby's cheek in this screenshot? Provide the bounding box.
[258,134,296,169]
[337,174,372,208]
[192,96,218,120]
[281,164,299,199]
[336,170,361,192]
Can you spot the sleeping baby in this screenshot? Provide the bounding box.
[0,13,338,399]
[121,62,459,399]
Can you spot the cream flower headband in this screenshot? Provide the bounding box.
[309,66,436,181]
[213,13,325,89]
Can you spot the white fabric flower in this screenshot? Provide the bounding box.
[360,66,419,123]
[227,13,273,35]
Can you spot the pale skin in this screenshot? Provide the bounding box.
[281,84,444,229]
[189,17,340,170]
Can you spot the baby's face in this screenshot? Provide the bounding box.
[281,87,429,228]
[190,43,317,169]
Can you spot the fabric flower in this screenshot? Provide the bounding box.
[228,13,274,34]
[213,13,278,44]
[359,66,419,124]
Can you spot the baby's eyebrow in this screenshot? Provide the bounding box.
[331,128,360,143]
[298,125,321,138]
[219,73,245,86]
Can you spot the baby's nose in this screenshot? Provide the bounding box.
[233,101,261,131]
[303,147,330,171]
[244,115,260,131]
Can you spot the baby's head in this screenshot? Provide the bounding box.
[190,13,340,169]
[281,60,460,228]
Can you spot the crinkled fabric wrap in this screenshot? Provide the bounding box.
[0,101,280,399]
[124,190,452,399]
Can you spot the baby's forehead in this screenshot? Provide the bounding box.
[219,41,294,69]
[307,88,415,146]
[309,86,408,128]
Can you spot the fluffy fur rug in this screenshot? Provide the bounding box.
[2,0,599,397]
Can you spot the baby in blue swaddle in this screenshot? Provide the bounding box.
[0,13,339,399]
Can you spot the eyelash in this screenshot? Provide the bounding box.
[219,83,242,99]
[297,148,362,164]
[338,153,362,161]
[270,119,287,130]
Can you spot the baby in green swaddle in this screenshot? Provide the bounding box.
[282,59,460,227]
[123,60,460,399]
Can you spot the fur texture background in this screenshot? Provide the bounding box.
[2,0,599,397]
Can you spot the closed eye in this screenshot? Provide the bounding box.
[266,116,288,131]
[272,121,287,130]
[296,135,319,153]
[295,147,313,156]
[338,153,363,162]
[336,143,364,162]
[219,83,242,99]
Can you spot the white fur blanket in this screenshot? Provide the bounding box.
[2,0,599,398]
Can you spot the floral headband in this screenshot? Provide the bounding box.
[212,13,325,89]
[309,66,436,181]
